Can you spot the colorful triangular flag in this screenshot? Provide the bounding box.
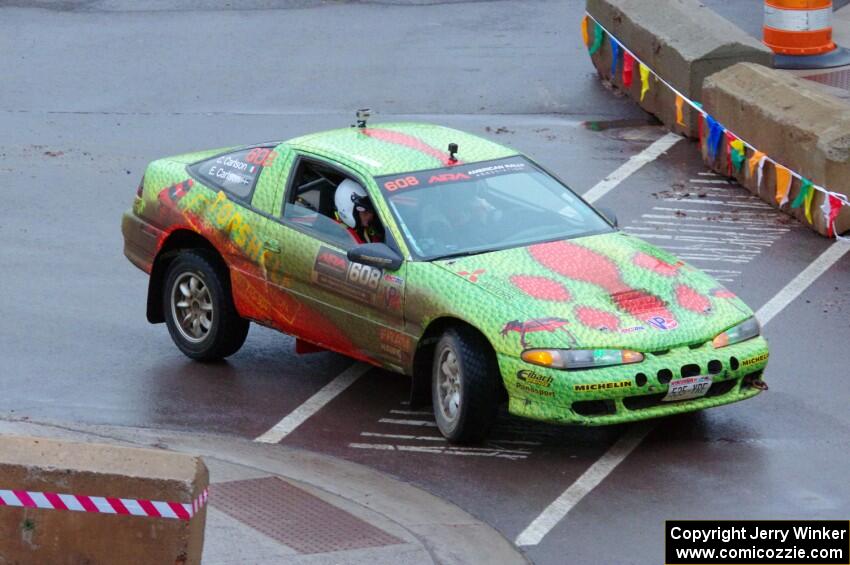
[748,151,765,180]
[610,40,620,77]
[791,177,812,209]
[804,185,816,224]
[675,95,686,127]
[730,139,746,173]
[589,22,604,55]
[705,116,724,162]
[582,16,590,47]
[775,165,792,207]
[623,52,634,87]
[639,63,650,101]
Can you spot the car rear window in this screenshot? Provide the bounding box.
[189,147,274,199]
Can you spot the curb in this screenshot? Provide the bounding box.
[0,417,528,565]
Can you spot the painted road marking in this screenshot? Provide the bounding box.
[350,405,538,459]
[756,242,850,326]
[582,132,682,204]
[514,242,849,547]
[255,362,371,443]
[348,443,529,460]
[623,177,798,281]
[515,423,652,546]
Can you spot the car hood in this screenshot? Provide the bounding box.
[433,232,753,351]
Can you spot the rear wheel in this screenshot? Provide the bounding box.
[431,326,498,444]
[163,250,248,361]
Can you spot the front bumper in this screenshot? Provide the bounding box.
[500,336,769,426]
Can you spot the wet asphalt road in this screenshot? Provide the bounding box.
[1,2,849,564]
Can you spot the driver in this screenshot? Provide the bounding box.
[334,179,384,244]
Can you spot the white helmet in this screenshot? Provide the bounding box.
[335,179,371,228]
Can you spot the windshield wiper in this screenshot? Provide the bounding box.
[429,249,492,262]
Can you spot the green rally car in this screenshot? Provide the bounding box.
[122,118,769,443]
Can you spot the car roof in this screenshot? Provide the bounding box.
[284,122,520,177]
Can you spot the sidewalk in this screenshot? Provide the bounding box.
[0,417,527,565]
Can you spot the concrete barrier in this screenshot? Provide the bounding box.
[586,0,773,137]
[0,435,208,564]
[703,62,850,237]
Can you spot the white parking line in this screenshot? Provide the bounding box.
[515,423,652,546]
[582,132,682,204]
[254,362,372,443]
[514,242,849,547]
[755,243,850,326]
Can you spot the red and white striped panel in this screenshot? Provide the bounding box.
[0,487,208,521]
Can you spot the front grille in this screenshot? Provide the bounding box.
[623,378,739,410]
[572,399,617,417]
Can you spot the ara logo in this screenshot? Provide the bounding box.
[647,316,678,331]
[428,172,470,184]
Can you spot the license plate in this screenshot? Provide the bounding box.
[662,375,713,402]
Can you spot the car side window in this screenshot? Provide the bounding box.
[282,157,370,249]
[189,147,275,200]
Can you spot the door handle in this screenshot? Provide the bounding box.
[263,240,281,253]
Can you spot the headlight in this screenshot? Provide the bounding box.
[521,348,644,370]
[712,317,760,349]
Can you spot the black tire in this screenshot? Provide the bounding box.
[162,250,249,361]
[431,326,498,444]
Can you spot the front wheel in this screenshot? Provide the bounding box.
[163,250,249,361]
[431,327,498,444]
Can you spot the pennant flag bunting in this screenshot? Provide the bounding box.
[581,14,849,241]
[748,151,766,179]
[582,16,590,47]
[639,63,651,101]
[622,52,634,87]
[774,165,792,207]
[610,40,620,77]
[589,22,604,55]
[791,177,812,209]
[729,139,745,173]
[705,116,724,162]
[675,95,687,127]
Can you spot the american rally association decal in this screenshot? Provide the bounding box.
[574,380,632,393]
[312,246,382,303]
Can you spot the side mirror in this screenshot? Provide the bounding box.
[598,206,618,227]
[347,243,403,271]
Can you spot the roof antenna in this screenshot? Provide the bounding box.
[353,108,371,129]
[448,143,458,163]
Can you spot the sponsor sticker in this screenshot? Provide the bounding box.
[573,380,632,393]
[647,316,678,331]
[516,369,553,388]
[312,246,382,303]
[742,352,769,367]
[515,382,555,398]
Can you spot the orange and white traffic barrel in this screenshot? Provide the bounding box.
[763,0,836,56]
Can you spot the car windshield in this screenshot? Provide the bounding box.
[376,156,614,260]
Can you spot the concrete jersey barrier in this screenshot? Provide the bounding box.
[585,0,773,137]
[702,62,850,237]
[0,435,208,564]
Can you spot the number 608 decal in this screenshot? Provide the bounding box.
[347,262,381,289]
